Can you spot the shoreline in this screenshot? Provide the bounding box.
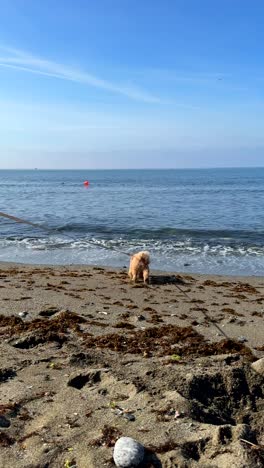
[1,259,264,280]
[0,262,263,466]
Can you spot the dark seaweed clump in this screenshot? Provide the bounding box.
[83,325,254,360]
[0,313,255,360]
[0,312,87,348]
[90,425,121,447]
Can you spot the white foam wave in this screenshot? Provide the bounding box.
[1,235,264,276]
[1,236,264,257]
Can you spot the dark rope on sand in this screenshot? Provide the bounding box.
[173,282,229,339]
[0,210,229,338]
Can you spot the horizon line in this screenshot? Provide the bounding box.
[0,166,264,171]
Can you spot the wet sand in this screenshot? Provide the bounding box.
[0,263,263,467]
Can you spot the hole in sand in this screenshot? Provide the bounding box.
[68,371,101,390]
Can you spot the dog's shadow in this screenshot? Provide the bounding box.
[149,274,186,286]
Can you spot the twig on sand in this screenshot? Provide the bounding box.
[240,438,264,452]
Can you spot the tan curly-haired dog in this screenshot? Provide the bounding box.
[128,251,150,283]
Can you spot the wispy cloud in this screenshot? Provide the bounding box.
[0,45,161,103]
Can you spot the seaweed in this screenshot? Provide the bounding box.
[233,283,259,295]
[120,312,130,319]
[0,402,20,418]
[254,344,264,351]
[114,322,136,329]
[221,307,244,317]
[149,314,164,324]
[203,280,232,288]
[0,315,23,327]
[0,311,87,347]
[0,432,15,447]
[90,425,121,447]
[251,311,263,317]
[83,325,254,360]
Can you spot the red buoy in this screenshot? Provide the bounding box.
[83,180,89,186]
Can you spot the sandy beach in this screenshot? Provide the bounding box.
[0,262,263,467]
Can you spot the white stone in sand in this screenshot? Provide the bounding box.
[113,437,144,467]
[251,357,264,376]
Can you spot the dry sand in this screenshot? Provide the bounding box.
[0,262,263,467]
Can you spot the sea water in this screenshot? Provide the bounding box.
[0,168,264,276]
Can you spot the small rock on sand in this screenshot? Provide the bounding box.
[251,357,264,376]
[238,336,248,343]
[0,415,11,428]
[18,311,28,318]
[113,437,144,467]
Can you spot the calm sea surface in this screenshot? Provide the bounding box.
[0,168,264,276]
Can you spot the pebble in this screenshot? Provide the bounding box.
[18,311,28,318]
[123,413,135,422]
[251,357,264,376]
[238,336,248,343]
[0,415,11,428]
[113,437,144,467]
[226,317,236,324]
[136,315,146,321]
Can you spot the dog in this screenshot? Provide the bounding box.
[128,251,150,283]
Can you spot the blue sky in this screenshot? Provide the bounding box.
[0,0,264,168]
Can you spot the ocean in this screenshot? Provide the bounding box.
[0,168,264,276]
